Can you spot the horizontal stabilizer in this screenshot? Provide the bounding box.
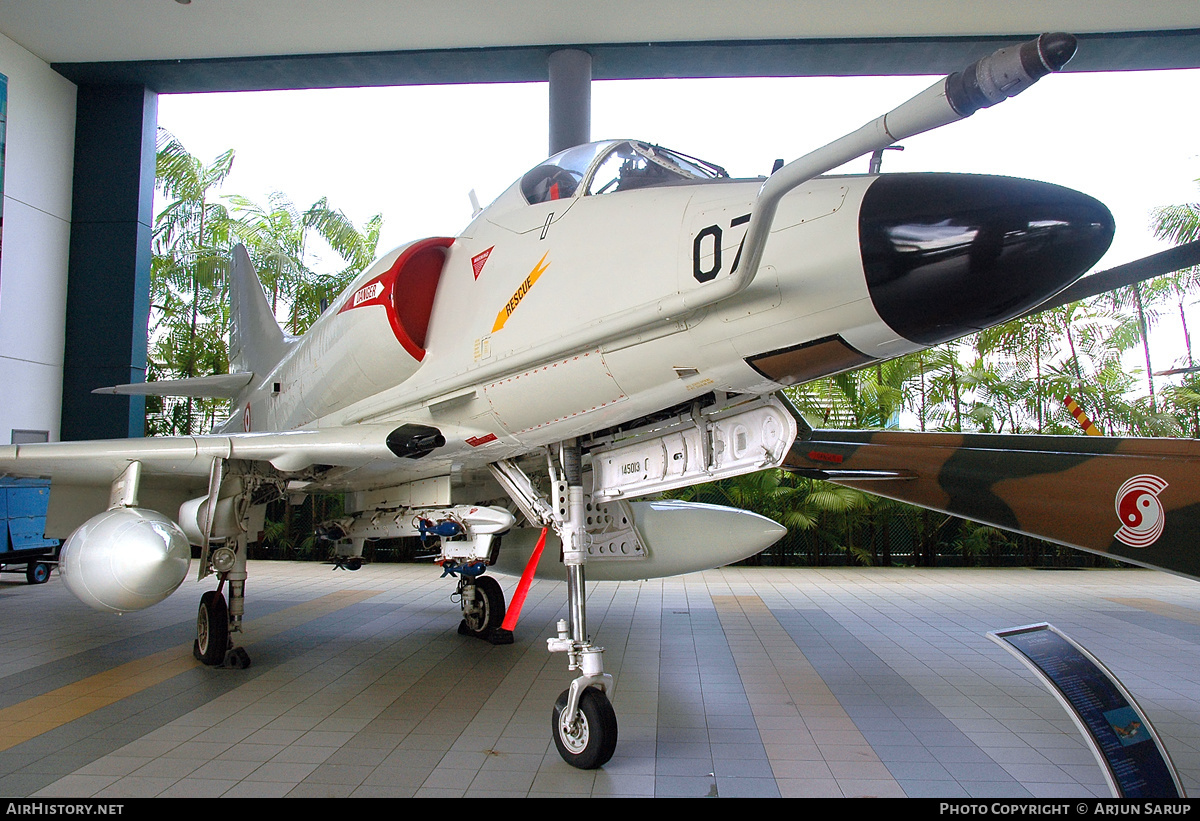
[785,428,1200,580]
[92,373,255,399]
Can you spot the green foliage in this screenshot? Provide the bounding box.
[148,131,382,434]
[957,523,1013,563]
[148,130,236,435]
[227,192,382,335]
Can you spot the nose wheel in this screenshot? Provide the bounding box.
[552,686,618,769]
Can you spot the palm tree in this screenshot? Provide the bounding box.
[977,313,1060,433]
[1151,182,1200,436]
[151,130,236,434]
[1123,281,1166,413]
[1151,182,1200,248]
[222,192,383,549]
[151,134,385,435]
[228,192,383,334]
[787,354,919,431]
[1161,373,1200,437]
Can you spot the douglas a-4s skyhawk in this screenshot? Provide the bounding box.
[5,33,1199,769]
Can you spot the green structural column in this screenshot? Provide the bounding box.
[61,85,157,441]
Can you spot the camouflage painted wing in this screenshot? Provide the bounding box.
[784,428,1200,579]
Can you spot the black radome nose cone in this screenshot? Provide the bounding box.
[859,173,1114,346]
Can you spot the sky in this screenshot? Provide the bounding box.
[156,68,1200,370]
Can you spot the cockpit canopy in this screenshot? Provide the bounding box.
[521,140,728,205]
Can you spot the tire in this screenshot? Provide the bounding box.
[459,575,505,638]
[551,687,618,769]
[26,562,51,585]
[194,590,229,666]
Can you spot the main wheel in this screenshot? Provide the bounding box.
[193,590,229,666]
[458,575,505,638]
[552,687,618,769]
[26,562,51,585]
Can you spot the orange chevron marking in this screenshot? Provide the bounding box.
[493,252,550,332]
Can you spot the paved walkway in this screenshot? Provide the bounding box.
[0,561,1196,798]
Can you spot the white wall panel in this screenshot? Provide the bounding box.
[0,31,76,443]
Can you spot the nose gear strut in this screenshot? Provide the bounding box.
[491,442,617,769]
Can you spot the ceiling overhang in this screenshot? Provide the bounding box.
[2,2,1198,94]
[45,29,1200,95]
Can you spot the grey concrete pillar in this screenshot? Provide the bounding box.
[548,49,591,155]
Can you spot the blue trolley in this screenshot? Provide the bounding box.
[1,477,59,584]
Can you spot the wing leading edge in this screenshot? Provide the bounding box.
[0,424,407,484]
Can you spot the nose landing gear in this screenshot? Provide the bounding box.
[553,686,618,769]
[492,442,618,769]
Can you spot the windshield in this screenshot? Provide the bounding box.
[586,142,727,196]
[520,141,728,205]
[520,142,612,204]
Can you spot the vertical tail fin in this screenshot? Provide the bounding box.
[229,244,291,376]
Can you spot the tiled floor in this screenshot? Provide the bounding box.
[0,561,1197,798]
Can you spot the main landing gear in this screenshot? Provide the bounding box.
[192,547,253,670]
[317,504,518,644]
[194,589,228,665]
[456,574,507,641]
[191,459,256,671]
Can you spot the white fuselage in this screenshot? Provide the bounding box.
[223,171,909,492]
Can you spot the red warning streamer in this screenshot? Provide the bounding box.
[500,527,548,632]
